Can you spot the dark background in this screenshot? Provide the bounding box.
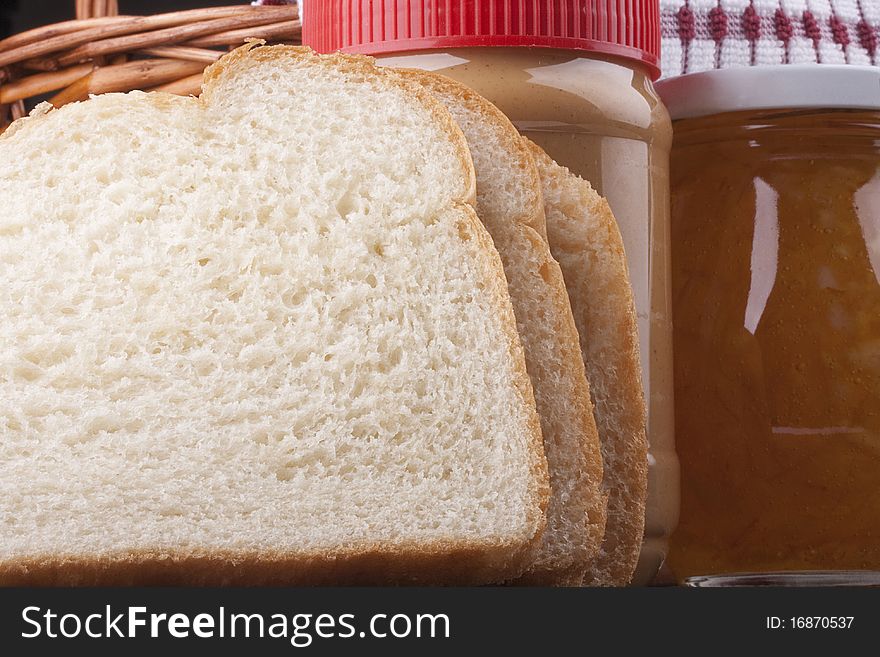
[1,0,247,38]
[1,586,876,655]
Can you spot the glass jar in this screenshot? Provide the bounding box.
[304,0,678,584]
[658,66,880,580]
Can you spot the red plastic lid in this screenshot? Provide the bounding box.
[302,0,661,79]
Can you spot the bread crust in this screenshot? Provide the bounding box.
[403,70,606,586]
[393,70,546,240]
[0,538,529,587]
[525,139,648,587]
[0,44,549,586]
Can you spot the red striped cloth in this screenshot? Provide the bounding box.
[661,0,880,76]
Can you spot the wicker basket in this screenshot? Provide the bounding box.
[0,0,301,131]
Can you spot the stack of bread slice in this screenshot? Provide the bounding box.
[0,44,646,586]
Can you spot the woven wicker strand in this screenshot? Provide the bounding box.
[0,2,301,131]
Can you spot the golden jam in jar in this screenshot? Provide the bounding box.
[666,102,880,579]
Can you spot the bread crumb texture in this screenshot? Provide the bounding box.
[0,46,543,579]
[407,72,604,585]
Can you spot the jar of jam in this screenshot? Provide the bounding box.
[657,66,880,580]
[304,0,678,585]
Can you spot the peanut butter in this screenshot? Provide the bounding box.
[378,48,679,584]
[668,108,880,578]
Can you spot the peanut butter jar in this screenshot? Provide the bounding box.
[657,66,880,581]
[304,0,679,584]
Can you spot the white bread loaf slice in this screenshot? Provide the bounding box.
[404,71,606,586]
[526,140,648,587]
[0,44,549,585]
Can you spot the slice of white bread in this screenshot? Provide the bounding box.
[0,44,550,586]
[525,140,648,586]
[403,71,606,585]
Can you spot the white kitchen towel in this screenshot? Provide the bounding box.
[661,0,880,76]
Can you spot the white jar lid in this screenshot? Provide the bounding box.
[656,65,880,120]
